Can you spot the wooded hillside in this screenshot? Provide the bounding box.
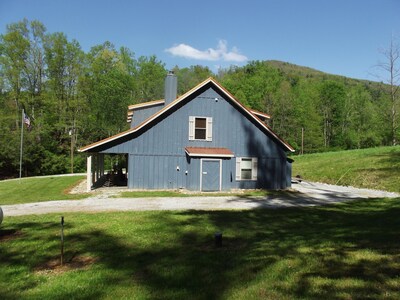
[1,19,398,178]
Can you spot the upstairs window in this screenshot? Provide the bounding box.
[195,117,206,139]
[189,116,212,141]
[236,157,258,180]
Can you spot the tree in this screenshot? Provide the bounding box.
[342,85,381,149]
[81,42,136,141]
[319,81,345,148]
[44,32,86,172]
[376,37,400,145]
[0,19,49,177]
[173,65,213,94]
[292,79,324,152]
[134,55,166,101]
[0,19,31,111]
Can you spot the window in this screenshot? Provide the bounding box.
[189,116,212,141]
[236,157,258,180]
[195,117,206,140]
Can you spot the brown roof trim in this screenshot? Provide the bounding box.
[79,78,294,153]
[185,147,234,158]
[250,109,271,119]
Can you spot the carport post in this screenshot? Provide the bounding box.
[100,154,104,176]
[87,155,92,192]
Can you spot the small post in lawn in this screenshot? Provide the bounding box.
[60,216,64,266]
[215,232,222,247]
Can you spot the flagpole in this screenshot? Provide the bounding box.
[19,108,24,182]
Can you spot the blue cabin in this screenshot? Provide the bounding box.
[79,73,294,191]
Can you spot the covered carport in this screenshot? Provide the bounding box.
[85,153,128,192]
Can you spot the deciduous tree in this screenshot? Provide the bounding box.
[376,37,400,145]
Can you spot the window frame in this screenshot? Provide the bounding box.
[189,116,212,141]
[235,157,258,181]
[194,117,207,140]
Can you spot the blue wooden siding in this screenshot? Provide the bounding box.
[130,104,165,128]
[101,85,290,190]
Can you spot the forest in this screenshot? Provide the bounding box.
[0,19,399,178]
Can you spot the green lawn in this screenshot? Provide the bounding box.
[1,197,400,299]
[0,176,272,205]
[0,176,88,205]
[292,146,400,193]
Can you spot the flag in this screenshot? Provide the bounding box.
[23,113,31,128]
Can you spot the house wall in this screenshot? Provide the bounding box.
[102,86,291,190]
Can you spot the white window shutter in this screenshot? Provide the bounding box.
[235,157,241,180]
[206,117,213,141]
[252,157,258,180]
[189,116,194,140]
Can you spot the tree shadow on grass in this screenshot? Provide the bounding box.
[230,186,368,208]
[0,221,63,300]
[1,198,400,299]
[76,199,400,299]
[176,199,400,298]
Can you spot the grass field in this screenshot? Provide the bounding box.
[0,176,87,205]
[0,176,271,205]
[1,147,400,299]
[1,197,400,299]
[292,146,400,193]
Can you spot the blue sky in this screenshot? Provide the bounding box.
[0,0,399,81]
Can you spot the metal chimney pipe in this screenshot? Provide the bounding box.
[164,71,177,104]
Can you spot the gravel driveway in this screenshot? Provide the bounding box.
[2,181,399,217]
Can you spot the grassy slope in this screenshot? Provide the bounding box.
[0,176,87,205]
[292,146,400,193]
[1,198,400,299]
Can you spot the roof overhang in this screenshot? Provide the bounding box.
[185,147,234,158]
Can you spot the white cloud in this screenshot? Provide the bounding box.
[165,40,248,62]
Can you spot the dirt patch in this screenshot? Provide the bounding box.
[67,179,89,194]
[35,255,97,275]
[0,229,23,242]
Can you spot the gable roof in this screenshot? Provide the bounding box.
[79,78,295,153]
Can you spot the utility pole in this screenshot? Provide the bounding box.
[19,109,24,181]
[69,128,74,174]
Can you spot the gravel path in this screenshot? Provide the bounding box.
[2,181,399,217]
